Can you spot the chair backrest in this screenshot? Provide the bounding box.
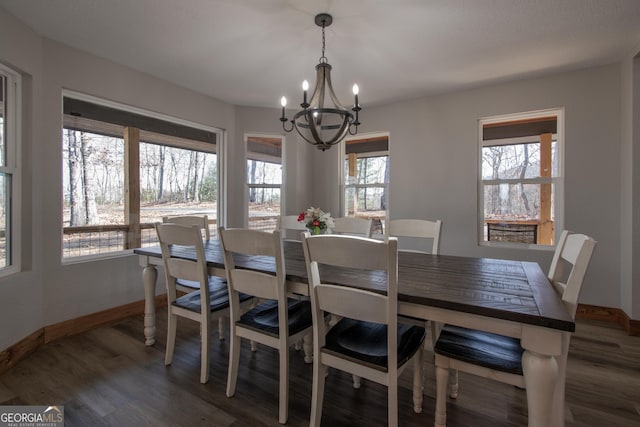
[219,227,288,328]
[385,219,442,254]
[163,215,210,241]
[302,233,399,366]
[155,222,209,304]
[276,215,307,241]
[548,230,597,319]
[331,217,373,238]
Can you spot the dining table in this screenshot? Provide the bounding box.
[134,239,573,427]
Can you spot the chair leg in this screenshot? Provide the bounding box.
[388,378,398,427]
[226,332,241,397]
[352,375,361,389]
[200,320,210,384]
[303,333,313,364]
[449,369,459,399]
[309,357,326,427]
[165,312,177,366]
[412,348,424,413]
[435,365,449,427]
[278,343,289,424]
[218,317,225,341]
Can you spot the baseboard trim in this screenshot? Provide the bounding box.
[0,294,168,376]
[576,303,639,336]
[0,328,43,377]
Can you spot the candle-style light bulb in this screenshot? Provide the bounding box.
[302,80,309,91]
[280,96,287,121]
[352,84,359,109]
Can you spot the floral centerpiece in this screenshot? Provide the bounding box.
[298,206,335,235]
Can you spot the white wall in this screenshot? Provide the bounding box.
[312,64,624,310]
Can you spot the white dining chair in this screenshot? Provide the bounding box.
[331,216,372,237]
[385,218,442,254]
[386,218,444,351]
[155,223,252,384]
[219,227,313,424]
[162,214,210,240]
[275,214,307,241]
[433,230,596,427]
[162,214,230,339]
[302,232,426,427]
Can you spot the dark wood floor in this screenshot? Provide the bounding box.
[1,313,638,426]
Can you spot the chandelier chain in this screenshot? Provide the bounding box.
[320,20,327,63]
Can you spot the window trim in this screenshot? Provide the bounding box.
[477,108,564,250]
[61,89,225,263]
[0,63,22,277]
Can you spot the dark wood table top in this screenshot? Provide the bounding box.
[135,239,574,333]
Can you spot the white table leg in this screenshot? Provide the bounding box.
[522,350,558,427]
[143,264,158,346]
[550,333,571,426]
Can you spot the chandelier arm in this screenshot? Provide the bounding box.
[281,119,294,133]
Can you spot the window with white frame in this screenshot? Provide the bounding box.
[246,135,282,232]
[479,110,562,246]
[0,63,21,275]
[62,95,222,260]
[343,135,389,237]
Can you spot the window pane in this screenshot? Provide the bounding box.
[63,130,125,226]
[349,156,388,184]
[247,160,282,185]
[140,142,217,225]
[248,187,280,231]
[482,142,557,180]
[0,174,10,268]
[483,182,555,244]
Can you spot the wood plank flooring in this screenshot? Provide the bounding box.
[0,313,638,426]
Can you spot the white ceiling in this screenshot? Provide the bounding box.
[2,0,640,109]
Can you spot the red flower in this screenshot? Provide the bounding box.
[297,212,306,222]
[313,219,320,226]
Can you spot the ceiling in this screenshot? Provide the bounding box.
[2,0,640,109]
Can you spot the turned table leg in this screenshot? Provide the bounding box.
[143,264,158,346]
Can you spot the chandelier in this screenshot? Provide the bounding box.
[280,13,361,151]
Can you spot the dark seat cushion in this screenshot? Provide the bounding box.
[324,318,426,371]
[237,298,312,337]
[434,325,524,375]
[173,277,251,313]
